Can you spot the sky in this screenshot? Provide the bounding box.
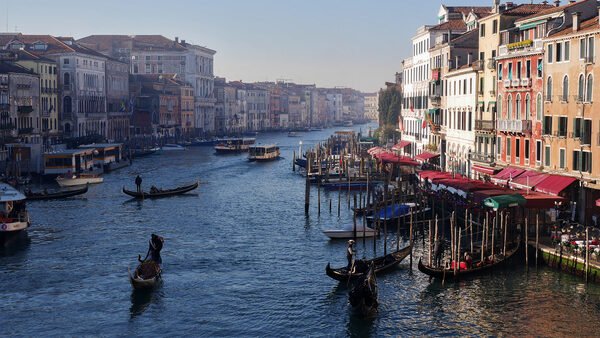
[2,0,535,92]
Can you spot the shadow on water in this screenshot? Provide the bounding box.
[121,193,200,205]
[346,307,376,338]
[0,231,31,256]
[129,287,164,319]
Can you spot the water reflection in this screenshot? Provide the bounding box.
[129,287,163,319]
[0,231,30,256]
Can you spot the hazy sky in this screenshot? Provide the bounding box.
[3,0,534,92]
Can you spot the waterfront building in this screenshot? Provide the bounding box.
[472,1,553,178]
[78,35,216,137]
[364,92,378,121]
[541,0,600,223]
[105,58,130,142]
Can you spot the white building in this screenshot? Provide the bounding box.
[364,92,378,120]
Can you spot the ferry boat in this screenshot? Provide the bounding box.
[214,138,256,153]
[0,183,30,240]
[248,144,280,161]
[56,173,104,187]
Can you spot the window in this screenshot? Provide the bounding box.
[525,139,530,162]
[493,20,498,34]
[588,36,595,60]
[573,150,580,171]
[525,94,531,119]
[526,60,531,78]
[497,94,502,116]
[558,116,567,137]
[536,140,542,164]
[546,76,553,101]
[574,117,582,138]
[517,61,522,79]
[63,73,70,85]
[480,24,486,37]
[543,116,553,135]
[556,43,562,62]
[562,76,569,102]
[565,41,570,61]
[580,38,587,59]
[63,58,69,65]
[536,93,542,121]
[544,145,551,167]
[583,152,592,172]
[507,95,513,118]
[507,137,511,157]
[516,138,520,160]
[497,136,502,159]
[559,149,566,169]
[583,119,592,145]
[586,74,593,102]
[578,74,585,101]
[537,59,542,77]
[516,94,521,120]
[145,64,151,73]
[547,44,554,63]
[498,63,503,80]
[508,62,513,79]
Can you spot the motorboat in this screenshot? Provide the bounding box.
[322,224,377,239]
[56,173,104,187]
[248,145,280,161]
[161,144,186,151]
[214,138,256,153]
[0,183,30,239]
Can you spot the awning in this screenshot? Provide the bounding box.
[418,170,453,182]
[414,152,440,162]
[378,153,419,166]
[535,175,578,196]
[521,191,566,209]
[508,170,549,190]
[472,164,500,175]
[472,189,514,203]
[483,194,527,209]
[368,146,386,155]
[519,20,545,31]
[392,140,411,150]
[491,167,526,185]
[428,108,440,114]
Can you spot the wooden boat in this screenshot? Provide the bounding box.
[122,181,199,199]
[322,224,377,239]
[25,185,88,201]
[132,147,159,157]
[326,244,412,282]
[348,263,378,317]
[56,173,103,187]
[129,260,161,290]
[417,239,520,281]
[248,144,280,161]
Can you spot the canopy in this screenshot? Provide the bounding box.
[367,146,385,155]
[535,175,577,196]
[491,167,525,185]
[483,194,527,209]
[392,140,411,151]
[521,191,566,209]
[472,189,514,203]
[414,152,440,162]
[471,164,500,175]
[372,203,411,221]
[508,170,549,190]
[418,170,454,182]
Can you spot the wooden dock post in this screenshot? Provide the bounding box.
[409,208,414,270]
[428,219,433,266]
[337,185,341,217]
[525,216,529,267]
[536,213,539,267]
[293,150,296,172]
[304,153,311,215]
[317,181,321,216]
[586,227,590,283]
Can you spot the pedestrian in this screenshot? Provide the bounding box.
[135,175,142,193]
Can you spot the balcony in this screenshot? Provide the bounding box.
[497,119,532,133]
[584,55,595,64]
[0,103,9,111]
[487,58,497,70]
[471,152,494,164]
[498,39,543,57]
[472,60,484,71]
[475,119,495,132]
[489,89,496,96]
[430,123,441,134]
[511,79,521,87]
[17,105,33,114]
[17,127,33,135]
[429,94,441,106]
[521,78,531,87]
[503,79,511,88]
[63,84,71,91]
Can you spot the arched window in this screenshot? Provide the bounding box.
[63,96,72,113]
[536,93,542,121]
[578,74,585,101]
[63,73,70,86]
[497,94,502,119]
[546,76,553,101]
[516,94,521,120]
[507,94,513,119]
[586,74,593,102]
[562,75,569,102]
[525,94,531,120]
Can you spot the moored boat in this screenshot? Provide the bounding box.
[122,181,199,199]
[322,224,377,239]
[214,138,256,153]
[161,144,186,151]
[326,244,412,282]
[129,260,161,290]
[348,262,378,317]
[0,183,30,239]
[25,185,88,201]
[56,173,103,187]
[248,144,280,161]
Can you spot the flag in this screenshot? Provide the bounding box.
[422,119,427,129]
[398,118,404,132]
[410,105,414,112]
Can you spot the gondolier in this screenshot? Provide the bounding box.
[135,175,142,193]
[142,233,164,264]
[347,240,355,269]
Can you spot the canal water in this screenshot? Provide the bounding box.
[1,125,600,336]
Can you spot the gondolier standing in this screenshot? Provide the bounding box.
[347,240,355,269]
[135,175,142,193]
[142,233,164,264]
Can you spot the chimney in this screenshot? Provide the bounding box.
[573,12,581,32]
[554,0,560,7]
[542,1,548,5]
[492,0,500,13]
[506,2,514,8]
[175,37,179,43]
[467,52,472,65]
[181,39,186,46]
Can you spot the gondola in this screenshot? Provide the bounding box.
[348,262,378,317]
[25,185,88,201]
[325,244,412,282]
[122,181,199,199]
[129,260,161,290]
[417,238,520,281]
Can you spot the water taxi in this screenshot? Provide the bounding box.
[214,138,256,153]
[248,145,280,161]
[0,183,30,239]
[56,173,104,187]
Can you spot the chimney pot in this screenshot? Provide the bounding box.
[573,12,581,32]
[554,0,560,7]
[175,37,179,43]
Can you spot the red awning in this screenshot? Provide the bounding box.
[491,167,526,184]
[379,153,419,166]
[535,175,577,196]
[596,198,600,207]
[392,140,411,150]
[471,164,500,176]
[509,170,549,190]
[414,152,440,162]
[520,191,566,209]
[367,146,385,155]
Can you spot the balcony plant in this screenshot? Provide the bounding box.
[507,39,533,50]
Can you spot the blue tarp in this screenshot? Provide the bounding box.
[373,203,411,221]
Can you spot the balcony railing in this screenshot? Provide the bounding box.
[487,58,497,70]
[429,95,441,105]
[63,84,71,91]
[475,119,495,132]
[17,127,33,135]
[17,106,33,114]
[0,103,9,111]
[521,78,531,87]
[498,39,543,57]
[503,79,511,88]
[511,79,521,87]
[471,152,494,164]
[472,60,484,71]
[497,119,532,133]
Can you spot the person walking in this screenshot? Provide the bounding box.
[135,175,142,193]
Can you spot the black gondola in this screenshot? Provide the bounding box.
[25,185,89,201]
[348,262,378,317]
[129,260,161,290]
[417,239,520,282]
[122,181,199,199]
[325,244,412,282]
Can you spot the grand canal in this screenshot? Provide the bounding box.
[1,126,600,336]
